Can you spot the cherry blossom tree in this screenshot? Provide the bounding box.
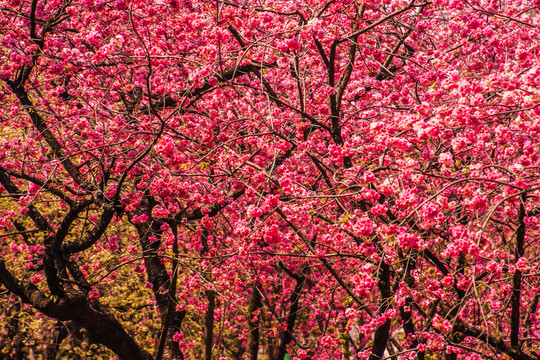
[1,0,540,359]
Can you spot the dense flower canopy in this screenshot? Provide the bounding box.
[1,0,540,359]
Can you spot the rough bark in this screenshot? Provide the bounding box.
[275,268,306,360]
[245,287,262,360]
[203,290,216,360]
[368,261,392,360]
[0,259,152,360]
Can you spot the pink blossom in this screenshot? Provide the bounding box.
[396,233,422,250]
[263,225,283,244]
[201,215,214,229]
[89,288,100,302]
[438,152,453,167]
[441,274,454,287]
[172,332,183,342]
[432,314,452,333]
[247,206,263,218]
[371,203,388,216]
[30,274,42,285]
[516,257,529,272]
[353,217,375,237]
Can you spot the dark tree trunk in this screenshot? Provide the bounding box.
[246,287,262,360]
[45,321,68,360]
[203,290,216,360]
[275,271,306,360]
[369,261,392,360]
[0,260,152,360]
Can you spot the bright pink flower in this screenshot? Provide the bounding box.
[89,288,100,302]
[30,274,42,285]
[263,225,283,244]
[353,217,375,237]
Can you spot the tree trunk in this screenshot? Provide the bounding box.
[246,287,262,360]
[203,290,216,360]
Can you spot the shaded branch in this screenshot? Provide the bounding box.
[61,204,115,254]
